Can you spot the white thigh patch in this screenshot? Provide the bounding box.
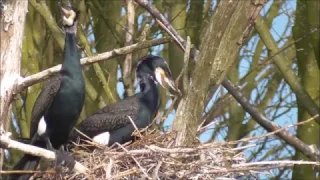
[93,132,110,146]
[37,117,47,136]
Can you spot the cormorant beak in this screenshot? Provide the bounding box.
[61,7,76,26]
[155,67,180,94]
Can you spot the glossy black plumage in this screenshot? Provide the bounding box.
[10,8,85,180]
[29,75,62,139]
[72,55,177,146]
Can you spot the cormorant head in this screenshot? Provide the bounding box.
[136,55,180,93]
[61,6,79,32]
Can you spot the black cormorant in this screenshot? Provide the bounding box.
[72,55,179,146]
[10,7,85,180]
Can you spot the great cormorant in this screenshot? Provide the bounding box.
[10,7,85,180]
[72,55,179,146]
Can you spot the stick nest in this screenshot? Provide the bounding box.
[42,131,254,180]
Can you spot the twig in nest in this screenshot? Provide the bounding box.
[232,160,320,168]
[0,170,55,174]
[231,144,256,151]
[74,128,92,142]
[128,115,143,138]
[135,112,160,135]
[161,97,178,122]
[152,161,162,179]
[197,120,219,133]
[73,128,105,149]
[116,143,152,179]
[112,168,138,178]
[105,158,113,178]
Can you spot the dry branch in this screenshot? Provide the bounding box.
[222,78,320,161]
[16,37,171,93]
[122,0,135,96]
[0,130,87,174]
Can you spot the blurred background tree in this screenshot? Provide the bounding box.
[2,0,319,179]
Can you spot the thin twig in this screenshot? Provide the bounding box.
[232,160,320,168]
[0,170,55,174]
[231,144,257,151]
[73,128,105,149]
[116,143,151,179]
[128,115,143,138]
[235,114,319,143]
[112,168,138,178]
[201,164,301,174]
[152,161,162,180]
[161,97,178,122]
[155,19,185,51]
[197,120,219,133]
[105,158,113,178]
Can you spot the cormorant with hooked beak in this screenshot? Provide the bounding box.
[10,7,85,180]
[72,55,179,146]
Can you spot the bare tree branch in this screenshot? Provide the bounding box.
[16,37,171,94]
[255,15,320,125]
[221,78,320,161]
[0,131,87,173]
[123,0,135,97]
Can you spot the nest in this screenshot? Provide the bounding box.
[38,131,257,180]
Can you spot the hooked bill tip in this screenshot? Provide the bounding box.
[61,7,69,15]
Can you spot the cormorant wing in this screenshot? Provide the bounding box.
[29,75,62,138]
[76,95,140,138]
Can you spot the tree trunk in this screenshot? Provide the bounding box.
[172,0,265,145]
[0,0,28,172]
[292,0,320,179]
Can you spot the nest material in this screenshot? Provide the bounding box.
[39,131,252,180]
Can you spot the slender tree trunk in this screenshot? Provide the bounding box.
[168,0,186,80]
[292,0,320,179]
[0,0,28,172]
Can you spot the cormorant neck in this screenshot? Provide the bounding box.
[64,22,77,34]
[61,33,82,77]
[138,75,160,111]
